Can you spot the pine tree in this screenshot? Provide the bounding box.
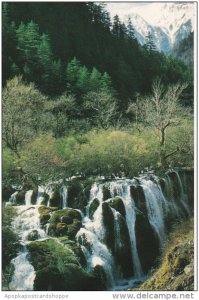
[66,57,81,94]
[127,17,135,40]
[89,67,102,91]
[145,31,156,52]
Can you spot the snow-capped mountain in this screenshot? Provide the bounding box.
[106,2,195,53]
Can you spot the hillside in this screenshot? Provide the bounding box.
[131,218,194,291]
[172,32,194,66]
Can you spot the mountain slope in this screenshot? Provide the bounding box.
[172,32,194,66]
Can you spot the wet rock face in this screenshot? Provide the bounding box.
[49,190,62,208]
[135,213,160,274]
[103,186,111,201]
[67,179,86,212]
[101,202,115,254]
[38,206,58,226]
[114,214,133,278]
[130,185,147,215]
[27,230,40,241]
[89,198,100,219]
[106,197,126,218]
[15,190,26,205]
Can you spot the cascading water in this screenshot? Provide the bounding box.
[61,185,68,208]
[109,180,143,279]
[9,203,47,290]
[7,169,192,291]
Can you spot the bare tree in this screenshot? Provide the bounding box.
[128,78,192,164]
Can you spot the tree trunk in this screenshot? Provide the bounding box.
[161,128,166,146]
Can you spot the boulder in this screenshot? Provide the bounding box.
[27,230,40,241]
[106,197,126,218]
[103,185,111,201]
[102,202,115,254]
[49,190,62,208]
[135,212,160,274]
[27,239,103,291]
[89,198,100,219]
[67,178,86,212]
[38,206,58,226]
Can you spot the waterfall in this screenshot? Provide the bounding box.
[9,251,36,291]
[109,180,143,278]
[140,179,166,246]
[10,205,47,291]
[25,190,33,206]
[7,169,192,291]
[174,171,191,216]
[61,185,68,208]
[8,191,18,205]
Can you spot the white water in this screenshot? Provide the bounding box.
[109,180,143,278]
[8,170,191,291]
[61,185,68,208]
[140,179,166,246]
[9,251,36,291]
[10,205,47,291]
[25,190,33,206]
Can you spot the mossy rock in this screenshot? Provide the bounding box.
[27,239,103,291]
[49,208,82,224]
[103,185,111,201]
[15,190,26,205]
[38,206,58,226]
[49,190,62,208]
[59,237,87,267]
[106,197,126,218]
[27,230,40,241]
[89,198,100,219]
[49,209,82,240]
[56,223,68,236]
[60,216,73,224]
[67,219,82,240]
[102,202,115,254]
[67,179,86,212]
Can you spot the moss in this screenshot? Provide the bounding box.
[89,198,100,219]
[38,206,58,226]
[59,237,87,267]
[67,219,82,240]
[132,219,194,291]
[106,197,126,218]
[27,238,103,291]
[49,208,82,224]
[48,208,82,240]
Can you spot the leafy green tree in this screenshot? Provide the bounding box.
[2,76,47,156]
[83,89,118,129]
[45,94,77,138]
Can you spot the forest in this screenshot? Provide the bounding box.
[2,2,194,292]
[2,2,194,186]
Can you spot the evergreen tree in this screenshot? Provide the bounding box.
[127,17,135,40]
[145,31,156,52]
[89,67,102,91]
[66,57,81,94]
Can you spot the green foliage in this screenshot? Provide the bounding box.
[3,2,193,106]
[2,148,16,181]
[2,76,47,154]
